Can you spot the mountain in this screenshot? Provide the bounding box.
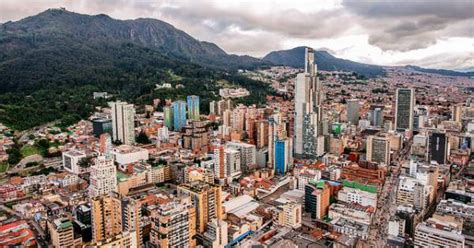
[0,8,264,72]
[404,65,474,77]
[0,9,271,130]
[262,46,385,77]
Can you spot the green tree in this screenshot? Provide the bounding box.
[136,131,151,144]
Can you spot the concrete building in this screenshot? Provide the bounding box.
[395,88,415,132]
[305,180,330,219]
[414,215,465,247]
[111,145,149,165]
[338,183,377,208]
[226,142,256,173]
[150,196,196,248]
[48,217,81,248]
[366,135,390,165]
[346,99,360,125]
[203,218,228,248]
[294,47,324,158]
[91,195,122,243]
[177,181,223,234]
[396,176,431,211]
[110,101,135,145]
[88,155,117,197]
[277,202,302,229]
[62,150,86,175]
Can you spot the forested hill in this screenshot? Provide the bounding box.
[0,9,271,130]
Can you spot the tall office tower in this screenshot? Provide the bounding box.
[452,104,462,123]
[222,109,232,127]
[99,133,112,155]
[294,47,323,158]
[231,106,246,132]
[48,217,80,247]
[89,155,117,197]
[187,95,200,121]
[346,99,360,125]
[274,138,293,175]
[110,101,135,145]
[92,118,113,137]
[305,180,330,219]
[428,131,448,164]
[366,135,390,165]
[213,145,226,179]
[203,219,228,248]
[163,105,173,130]
[209,100,216,115]
[177,181,223,234]
[395,88,415,132]
[226,142,256,173]
[369,106,384,127]
[91,195,122,243]
[256,120,269,148]
[150,196,196,248]
[172,100,187,131]
[121,197,142,247]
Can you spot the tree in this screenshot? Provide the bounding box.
[136,131,151,144]
[78,157,93,168]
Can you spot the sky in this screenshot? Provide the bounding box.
[1,0,473,70]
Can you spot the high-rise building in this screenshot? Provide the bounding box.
[224,148,241,179]
[121,197,142,247]
[187,95,200,121]
[366,135,390,165]
[452,104,462,123]
[428,131,448,164]
[231,106,246,132]
[99,133,112,155]
[369,106,384,127]
[48,217,81,248]
[163,106,173,130]
[255,120,269,148]
[226,142,256,173]
[150,196,197,248]
[277,202,302,229]
[88,155,117,197]
[203,218,228,248]
[346,99,360,125]
[91,195,122,243]
[172,100,187,131]
[305,180,330,219]
[294,47,324,158]
[395,88,415,132]
[92,118,113,138]
[177,181,222,234]
[274,138,293,175]
[110,101,135,145]
[213,145,226,180]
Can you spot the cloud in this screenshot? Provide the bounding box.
[0,0,473,69]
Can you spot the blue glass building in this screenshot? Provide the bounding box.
[274,140,287,175]
[172,101,187,131]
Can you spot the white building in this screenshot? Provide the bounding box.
[414,215,465,247]
[112,145,149,165]
[337,187,377,208]
[226,142,256,172]
[62,150,86,174]
[89,155,117,197]
[110,101,135,145]
[203,219,228,248]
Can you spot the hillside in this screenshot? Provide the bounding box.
[262,46,385,77]
[0,9,271,130]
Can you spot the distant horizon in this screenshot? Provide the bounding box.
[1,1,473,71]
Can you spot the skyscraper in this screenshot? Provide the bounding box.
[366,135,390,165]
[369,106,384,127]
[172,100,187,131]
[110,101,135,145]
[163,105,173,130]
[150,196,196,247]
[121,197,142,247]
[274,138,293,175]
[187,95,200,121]
[346,99,360,125]
[428,131,448,164]
[91,195,122,243]
[88,155,117,197]
[294,47,324,158]
[177,181,222,234]
[395,88,415,132]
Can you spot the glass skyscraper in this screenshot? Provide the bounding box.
[172,101,187,131]
[187,95,200,121]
